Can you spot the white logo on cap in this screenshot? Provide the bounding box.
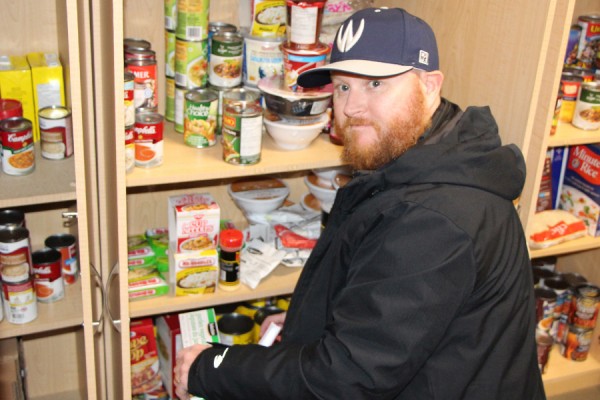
[419,50,429,65]
[336,19,365,53]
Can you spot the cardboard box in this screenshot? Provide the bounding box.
[178,308,220,348]
[170,242,218,296]
[168,193,220,253]
[130,318,163,395]
[156,314,182,400]
[26,52,65,140]
[0,55,36,140]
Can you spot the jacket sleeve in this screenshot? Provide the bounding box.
[188,206,476,399]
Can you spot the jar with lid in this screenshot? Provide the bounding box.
[218,229,244,291]
[286,0,326,50]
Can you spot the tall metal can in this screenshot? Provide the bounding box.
[176,0,209,41]
[175,38,209,89]
[184,88,218,148]
[38,105,73,160]
[124,71,136,126]
[164,0,178,32]
[572,81,600,131]
[127,57,159,111]
[576,15,600,69]
[222,88,263,165]
[165,29,176,78]
[0,117,35,175]
[209,32,244,88]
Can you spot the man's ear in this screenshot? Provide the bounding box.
[422,71,444,110]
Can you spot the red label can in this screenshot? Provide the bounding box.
[39,105,74,160]
[32,248,65,303]
[134,112,164,168]
[0,117,35,175]
[127,58,159,111]
[45,234,78,285]
[560,325,593,361]
[0,227,32,273]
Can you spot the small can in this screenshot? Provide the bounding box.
[0,227,32,272]
[217,313,255,345]
[222,89,263,165]
[125,48,156,63]
[572,81,600,131]
[184,88,218,147]
[0,99,23,120]
[32,248,65,303]
[208,83,240,135]
[535,328,553,374]
[242,33,285,87]
[165,76,176,122]
[45,233,79,285]
[281,41,330,91]
[286,0,326,50]
[125,125,135,173]
[570,283,600,329]
[134,111,164,168]
[0,209,25,229]
[174,85,188,133]
[165,29,176,78]
[558,72,584,123]
[560,325,593,361]
[0,117,35,176]
[39,105,74,160]
[218,228,243,291]
[535,287,557,332]
[208,21,239,61]
[126,58,159,111]
[124,71,135,126]
[164,0,178,31]
[175,38,209,89]
[209,32,244,88]
[1,263,37,324]
[176,0,210,41]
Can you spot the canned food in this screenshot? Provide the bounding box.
[209,32,244,88]
[222,88,263,165]
[45,233,79,285]
[176,0,210,41]
[208,84,240,135]
[243,34,284,87]
[0,209,25,229]
[174,85,188,133]
[175,38,209,89]
[0,99,23,120]
[124,38,152,52]
[535,287,557,332]
[253,305,284,340]
[572,81,600,131]
[127,58,159,110]
[165,76,176,122]
[1,265,37,324]
[563,66,595,82]
[184,88,218,147]
[125,125,135,173]
[39,105,74,160]
[165,30,176,78]
[286,0,326,50]
[134,112,164,168]
[535,328,553,374]
[0,117,35,175]
[124,71,135,126]
[208,21,239,61]
[32,248,64,303]
[560,325,593,361]
[164,0,178,31]
[571,283,600,329]
[576,15,600,69]
[281,41,330,91]
[0,227,32,272]
[558,73,583,123]
[217,313,255,345]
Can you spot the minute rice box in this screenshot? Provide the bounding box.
[170,242,219,296]
[168,193,220,252]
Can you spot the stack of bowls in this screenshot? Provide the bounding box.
[303,166,351,213]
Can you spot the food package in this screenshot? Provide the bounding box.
[128,269,169,300]
[130,318,163,395]
[559,144,600,236]
[156,314,182,400]
[170,242,218,296]
[529,210,587,249]
[0,55,37,140]
[250,0,286,38]
[168,193,220,253]
[178,308,220,347]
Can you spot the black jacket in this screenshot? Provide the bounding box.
[188,100,546,400]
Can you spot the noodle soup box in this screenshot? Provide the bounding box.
[169,242,219,296]
[559,144,600,236]
[168,193,220,253]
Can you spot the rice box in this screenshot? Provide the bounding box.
[168,193,220,253]
[170,242,218,296]
[130,318,163,395]
[559,144,600,236]
[0,55,37,140]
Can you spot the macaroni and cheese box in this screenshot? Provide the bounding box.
[0,55,36,139]
[26,52,65,140]
[168,193,220,253]
[169,242,218,296]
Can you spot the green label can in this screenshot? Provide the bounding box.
[175,38,208,89]
[572,81,600,130]
[164,0,178,31]
[184,88,218,147]
[209,32,243,88]
[176,0,209,41]
[222,101,263,165]
[165,76,175,122]
[165,29,176,78]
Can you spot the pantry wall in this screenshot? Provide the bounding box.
[0,0,599,399]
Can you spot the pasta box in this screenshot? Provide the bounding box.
[168,193,220,253]
[559,144,600,236]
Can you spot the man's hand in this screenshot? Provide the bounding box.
[259,312,286,339]
[174,343,212,399]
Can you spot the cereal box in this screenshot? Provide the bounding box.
[156,314,182,400]
[168,193,220,253]
[0,55,37,140]
[170,242,218,296]
[130,318,163,395]
[559,144,600,236]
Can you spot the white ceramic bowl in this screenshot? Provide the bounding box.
[264,113,329,150]
[304,173,337,212]
[312,166,351,187]
[228,177,290,215]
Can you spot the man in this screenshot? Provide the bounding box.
[175,7,546,399]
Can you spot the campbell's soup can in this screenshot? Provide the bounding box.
[281,41,329,92]
[32,248,64,303]
[124,71,135,126]
[184,88,218,147]
[127,58,159,111]
[0,117,35,175]
[45,234,79,285]
[2,263,37,324]
[176,0,209,41]
[572,81,600,131]
[0,227,32,273]
[175,38,209,89]
[125,125,135,173]
[134,111,164,168]
[209,32,244,87]
[39,106,74,160]
[0,209,25,230]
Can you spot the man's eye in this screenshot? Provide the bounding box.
[369,80,382,88]
[339,84,349,92]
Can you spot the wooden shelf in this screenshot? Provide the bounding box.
[543,345,600,397]
[0,280,83,339]
[547,122,600,148]
[126,121,344,188]
[530,236,600,259]
[129,264,301,318]
[0,143,77,208]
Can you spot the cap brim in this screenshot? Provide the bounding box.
[297,60,414,88]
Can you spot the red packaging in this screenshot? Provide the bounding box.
[44,234,79,285]
[127,58,158,110]
[134,111,164,168]
[0,99,23,120]
[156,314,182,399]
[130,317,162,395]
[32,248,64,303]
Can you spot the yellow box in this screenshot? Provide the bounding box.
[26,52,66,141]
[0,55,37,140]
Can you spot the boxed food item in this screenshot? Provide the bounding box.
[0,55,36,140]
[26,52,65,140]
[168,193,220,253]
[130,318,163,395]
[559,144,600,236]
[156,314,182,400]
[178,308,220,347]
[170,242,218,296]
[128,269,169,300]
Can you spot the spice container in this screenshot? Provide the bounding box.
[218,229,244,291]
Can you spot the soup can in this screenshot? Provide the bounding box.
[164,0,178,31]
[134,111,164,168]
[124,38,152,52]
[175,38,209,89]
[165,29,176,78]
[45,233,79,285]
[124,71,135,126]
[560,325,593,361]
[208,21,239,61]
[126,58,159,111]
[0,117,35,175]
[39,105,74,160]
[208,84,240,135]
[0,209,25,229]
[125,125,135,173]
[576,15,600,69]
[558,72,583,123]
[535,288,557,332]
[570,283,600,329]
[176,0,209,41]
[165,76,176,122]
[217,313,255,345]
[1,263,37,324]
[0,99,23,121]
[572,81,600,131]
[281,41,329,91]
[243,34,285,87]
[32,248,64,303]
[174,85,188,133]
[222,88,263,165]
[209,32,244,88]
[0,227,32,273]
[184,88,218,147]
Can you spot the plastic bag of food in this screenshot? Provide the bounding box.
[529,209,587,249]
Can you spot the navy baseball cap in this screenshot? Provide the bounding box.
[298,7,439,88]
